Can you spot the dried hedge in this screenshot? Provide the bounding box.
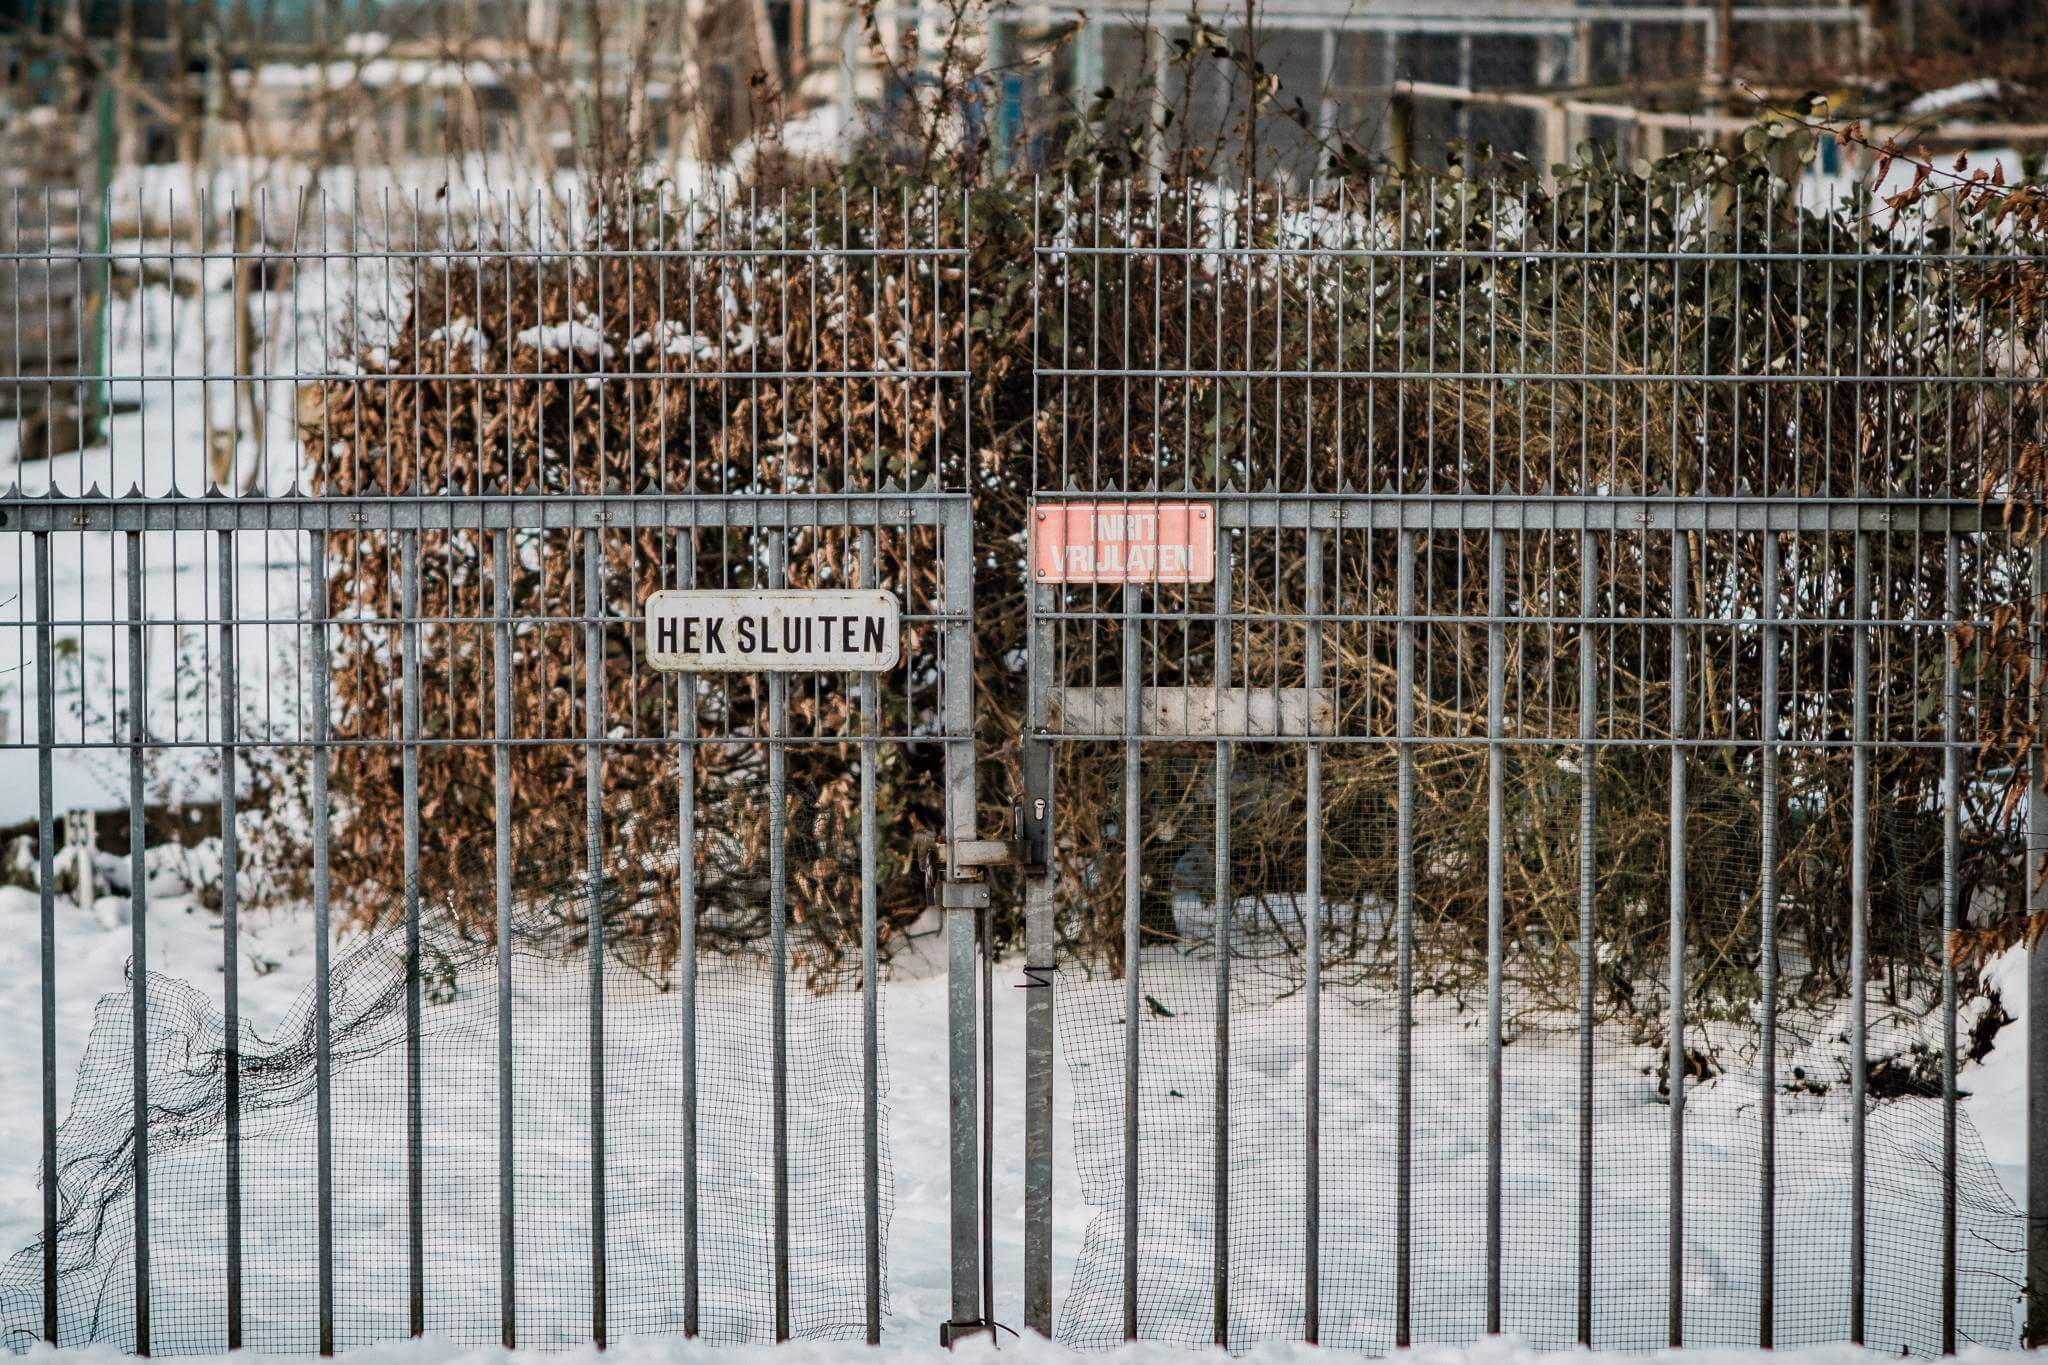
[297,147,2048,1048]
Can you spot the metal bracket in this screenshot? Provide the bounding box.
[951,839,1018,868]
[940,880,991,910]
[939,1318,994,1348]
[946,798,1051,880]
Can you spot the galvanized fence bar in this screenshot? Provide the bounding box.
[1022,650,1056,1340]
[675,529,700,1342]
[1575,530,1597,1348]
[1394,531,1417,1350]
[1120,583,1142,1344]
[309,527,335,1358]
[217,528,244,1350]
[1849,529,1870,1345]
[767,533,791,1344]
[125,531,151,1357]
[491,528,517,1351]
[399,528,425,1339]
[2032,539,2048,1349]
[1212,527,1233,1350]
[1,491,1995,536]
[859,523,882,1347]
[34,529,57,1345]
[1759,532,1782,1349]
[1302,527,1323,1345]
[1666,532,1687,1348]
[585,527,609,1348]
[1485,530,1505,1336]
[1942,533,1961,1355]
[942,496,984,1341]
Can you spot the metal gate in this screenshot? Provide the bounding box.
[1017,179,2041,1355]
[0,187,990,1352]
[2,174,2046,1358]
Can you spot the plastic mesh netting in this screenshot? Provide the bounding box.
[1055,746,2024,1354]
[0,779,887,1353]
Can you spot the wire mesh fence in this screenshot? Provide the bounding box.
[1020,177,2047,1354]
[0,186,979,1354]
[2,169,2046,1357]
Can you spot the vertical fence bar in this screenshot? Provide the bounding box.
[34,530,57,1345]
[125,531,151,1356]
[1759,533,1781,1349]
[1121,569,1143,1343]
[2031,539,2048,1348]
[942,498,983,1338]
[1849,529,1869,1345]
[677,529,700,1340]
[491,528,517,1350]
[1395,531,1417,1348]
[767,532,791,1343]
[584,527,609,1348]
[1941,532,1960,1356]
[1023,196,1057,1340]
[399,528,425,1339]
[1212,528,1233,1349]
[1485,530,1505,1336]
[859,523,882,1346]
[1303,528,1324,1344]
[1023,563,1057,1340]
[309,527,335,1357]
[217,529,243,1349]
[1667,531,1688,1349]
[1576,530,1597,1347]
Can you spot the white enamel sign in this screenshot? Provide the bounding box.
[644,589,902,673]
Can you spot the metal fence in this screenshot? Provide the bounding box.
[0,175,2045,1358]
[0,187,984,1352]
[1018,179,2044,1354]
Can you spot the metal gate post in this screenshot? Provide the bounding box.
[1023,566,1057,1338]
[941,497,988,1346]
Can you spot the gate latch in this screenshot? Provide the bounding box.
[948,802,1048,879]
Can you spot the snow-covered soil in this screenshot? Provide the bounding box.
[3,1329,2042,1365]
[0,877,2029,1358]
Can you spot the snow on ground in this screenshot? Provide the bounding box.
[0,876,2029,1357]
[3,1329,2042,1365]
[0,880,1077,1352]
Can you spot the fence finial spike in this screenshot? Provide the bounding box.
[920,473,944,493]
[203,481,225,498]
[1064,475,1085,492]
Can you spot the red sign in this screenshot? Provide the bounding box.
[1032,501,1216,584]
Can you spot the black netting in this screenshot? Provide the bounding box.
[0,777,888,1353]
[1055,744,2024,1354]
